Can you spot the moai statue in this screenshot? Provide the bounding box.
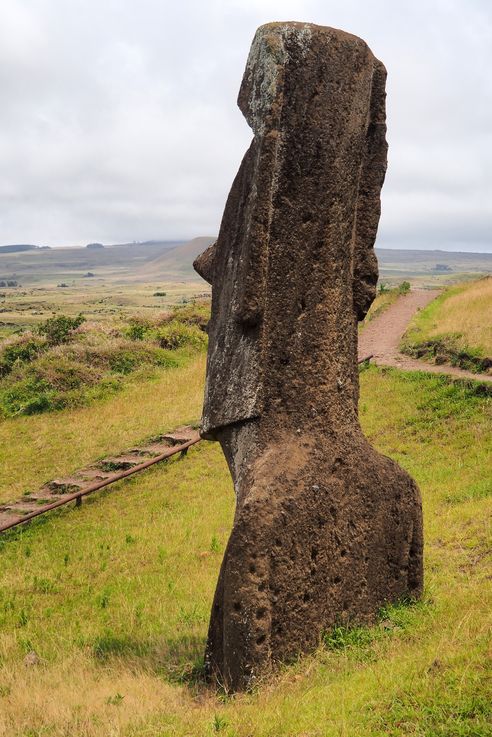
[194,22,423,692]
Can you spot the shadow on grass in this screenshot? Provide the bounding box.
[89,630,209,688]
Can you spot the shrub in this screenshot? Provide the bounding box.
[0,310,204,417]
[0,337,46,378]
[125,318,151,341]
[398,281,411,295]
[155,320,207,351]
[37,314,85,345]
[30,354,101,391]
[108,349,139,374]
[170,301,210,331]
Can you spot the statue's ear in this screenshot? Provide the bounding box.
[193,241,217,285]
[353,60,388,321]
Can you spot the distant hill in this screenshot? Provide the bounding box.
[0,244,39,253]
[0,240,184,285]
[138,237,216,280]
[139,239,492,285]
[1,235,489,287]
[376,247,492,284]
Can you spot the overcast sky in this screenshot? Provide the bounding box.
[1,0,491,251]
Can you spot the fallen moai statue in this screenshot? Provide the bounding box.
[194,21,423,692]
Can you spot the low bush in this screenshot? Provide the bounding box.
[0,336,46,378]
[37,314,85,345]
[155,320,207,351]
[106,344,179,374]
[169,301,210,331]
[0,375,56,416]
[29,354,102,391]
[125,319,150,341]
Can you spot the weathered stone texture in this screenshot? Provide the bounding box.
[194,21,423,692]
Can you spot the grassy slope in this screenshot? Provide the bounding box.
[0,366,491,736]
[0,354,206,503]
[403,277,492,359]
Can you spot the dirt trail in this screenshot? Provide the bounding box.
[358,289,492,383]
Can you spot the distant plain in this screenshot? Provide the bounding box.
[1,237,490,338]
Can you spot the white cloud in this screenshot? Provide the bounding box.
[0,0,490,251]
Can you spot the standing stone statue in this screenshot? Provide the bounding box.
[194,21,423,692]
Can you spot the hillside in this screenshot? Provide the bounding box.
[138,242,492,286]
[0,245,39,254]
[0,240,183,286]
[376,248,492,286]
[0,271,491,735]
[138,236,216,280]
[1,237,490,288]
[402,276,492,373]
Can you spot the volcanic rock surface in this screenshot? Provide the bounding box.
[194,21,424,692]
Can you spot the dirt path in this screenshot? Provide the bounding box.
[358,289,492,383]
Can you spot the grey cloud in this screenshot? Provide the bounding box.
[0,0,490,251]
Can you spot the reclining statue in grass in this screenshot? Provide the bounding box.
[194,21,423,692]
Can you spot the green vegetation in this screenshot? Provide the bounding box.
[402,277,492,373]
[398,279,411,294]
[0,259,490,734]
[0,353,206,504]
[0,366,490,736]
[37,313,85,345]
[0,304,208,418]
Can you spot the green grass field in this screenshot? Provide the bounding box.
[0,364,490,737]
[0,354,206,504]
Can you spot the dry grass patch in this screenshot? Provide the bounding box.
[402,277,492,373]
[422,276,492,353]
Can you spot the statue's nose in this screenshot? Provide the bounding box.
[193,241,217,285]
